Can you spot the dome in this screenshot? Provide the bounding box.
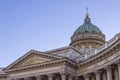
[75,17,102,34]
[70,13,106,53]
[71,14,105,41]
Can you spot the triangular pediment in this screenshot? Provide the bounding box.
[5,50,62,70]
[19,55,50,67]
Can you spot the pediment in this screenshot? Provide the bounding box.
[19,55,50,67]
[5,50,62,70]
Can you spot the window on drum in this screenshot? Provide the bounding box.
[85,47,89,53]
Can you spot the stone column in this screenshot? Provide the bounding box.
[95,71,101,80]
[61,73,66,80]
[68,75,74,80]
[36,76,42,80]
[114,67,119,80]
[106,66,112,80]
[84,74,89,80]
[7,77,11,80]
[48,74,53,80]
[74,76,78,80]
[118,62,120,80]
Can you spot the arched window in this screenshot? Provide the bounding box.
[85,47,89,53]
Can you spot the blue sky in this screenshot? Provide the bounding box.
[0,0,120,67]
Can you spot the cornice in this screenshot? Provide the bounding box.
[4,58,77,74]
[4,51,63,70]
[70,38,105,46]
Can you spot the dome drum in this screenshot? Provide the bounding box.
[70,38,105,50]
[70,38,105,46]
[71,31,105,42]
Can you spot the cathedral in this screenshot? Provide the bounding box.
[0,12,120,80]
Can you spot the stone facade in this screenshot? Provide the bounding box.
[0,68,6,80]
[1,13,120,80]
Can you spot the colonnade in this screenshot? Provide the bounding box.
[10,61,120,80]
[78,62,120,80]
[11,72,73,80]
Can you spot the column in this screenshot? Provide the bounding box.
[114,67,119,80]
[36,76,42,80]
[7,77,11,80]
[95,71,101,80]
[68,75,74,80]
[102,71,107,80]
[61,73,66,80]
[106,66,112,80]
[118,62,120,80]
[48,74,53,80]
[84,74,89,80]
[74,76,78,80]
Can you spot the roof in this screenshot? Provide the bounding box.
[44,46,81,54]
[75,15,102,34]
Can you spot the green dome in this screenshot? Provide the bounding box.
[70,13,106,49]
[75,16,102,34]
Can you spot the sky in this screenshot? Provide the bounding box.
[0,0,120,67]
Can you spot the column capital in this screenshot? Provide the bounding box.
[36,75,45,80]
[35,75,40,78]
[47,73,53,77]
[114,59,120,65]
[94,70,102,74]
[83,73,90,78]
[117,59,120,66]
[24,77,30,80]
[83,73,90,77]
[60,72,67,76]
[69,74,75,78]
[35,75,41,79]
[104,65,113,71]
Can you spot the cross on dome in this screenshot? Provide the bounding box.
[86,7,89,18]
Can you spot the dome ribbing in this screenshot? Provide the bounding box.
[70,13,106,53]
[75,17,102,34]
